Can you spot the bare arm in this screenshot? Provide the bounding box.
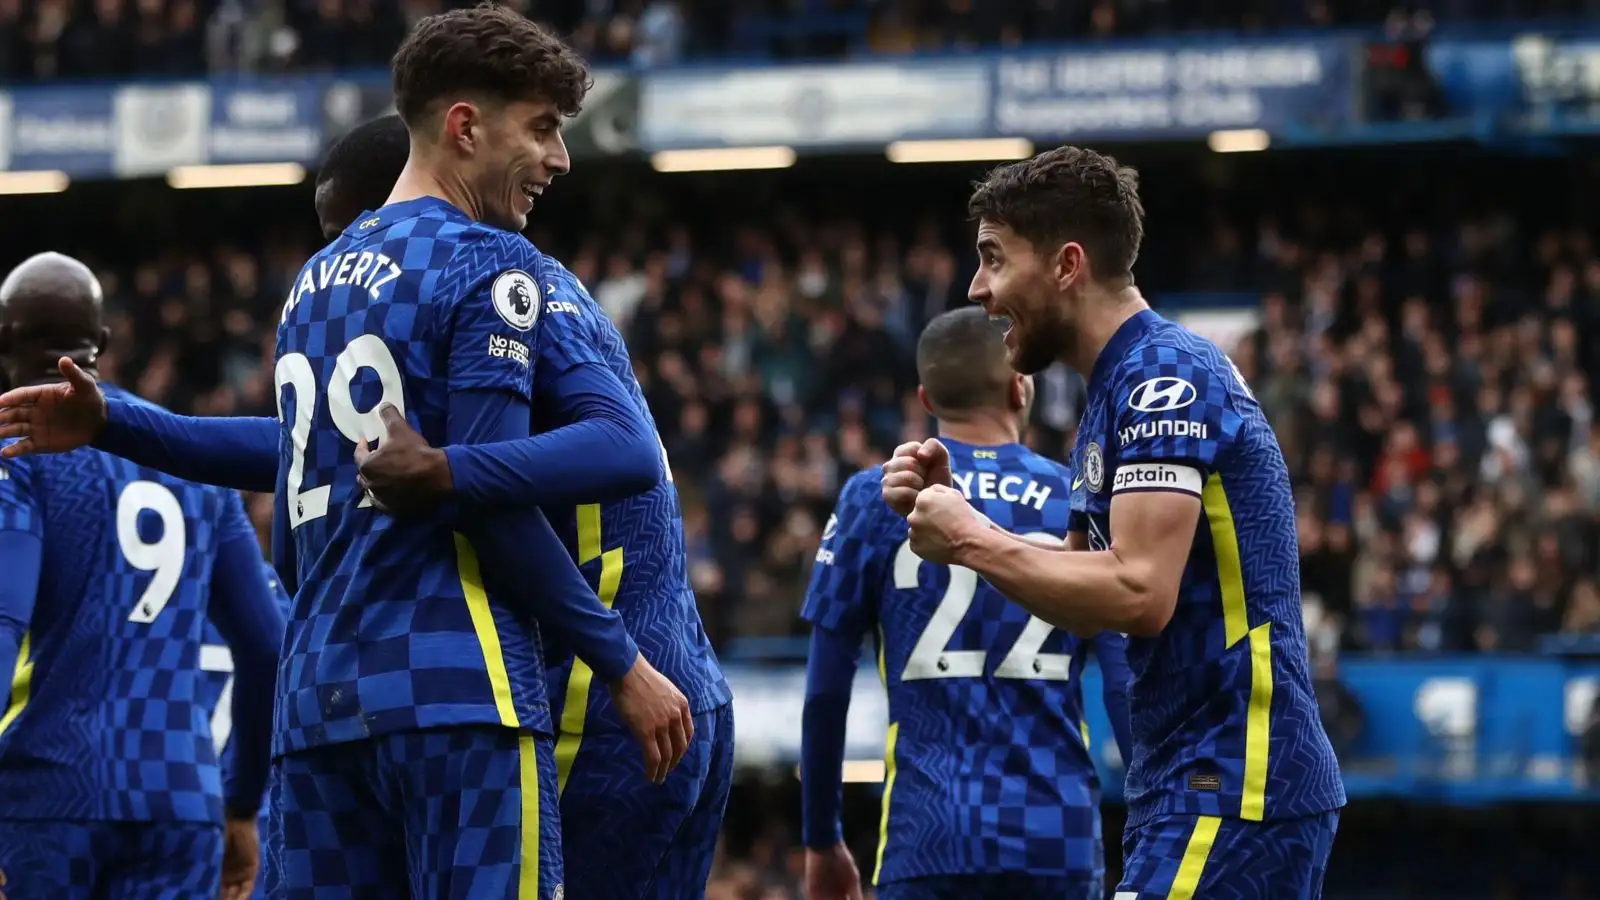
[951,490,1199,636]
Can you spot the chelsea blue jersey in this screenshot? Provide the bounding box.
[804,439,1122,885]
[200,562,291,831]
[1068,308,1345,826]
[533,260,730,753]
[273,197,551,755]
[0,386,256,823]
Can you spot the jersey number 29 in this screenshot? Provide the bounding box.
[275,334,406,528]
[893,537,1072,682]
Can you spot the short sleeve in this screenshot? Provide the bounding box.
[533,261,609,375]
[0,450,39,538]
[443,234,543,397]
[1109,344,1244,499]
[801,469,891,635]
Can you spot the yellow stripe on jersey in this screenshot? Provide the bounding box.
[517,733,541,900]
[1201,474,1271,821]
[1242,622,1274,820]
[1167,815,1220,900]
[454,534,519,728]
[556,503,625,794]
[872,721,900,886]
[0,632,33,737]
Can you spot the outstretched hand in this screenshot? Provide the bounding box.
[354,403,453,515]
[0,357,108,458]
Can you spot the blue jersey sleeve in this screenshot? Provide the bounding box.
[799,469,889,850]
[98,402,279,494]
[1109,345,1246,499]
[1090,630,1135,765]
[443,267,660,508]
[206,491,285,817]
[447,389,639,683]
[801,469,892,634]
[440,238,542,398]
[0,454,41,693]
[442,364,662,509]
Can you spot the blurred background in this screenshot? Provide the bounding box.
[4,0,1600,896]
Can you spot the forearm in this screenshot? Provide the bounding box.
[444,365,661,508]
[465,510,639,683]
[954,528,1162,635]
[97,400,278,493]
[800,625,859,849]
[208,536,286,816]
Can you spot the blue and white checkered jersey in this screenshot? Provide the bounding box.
[0,386,253,822]
[533,259,730,747]
[200,561,292,818]
[273,196,551,755]
[1067,308,1345,827]
[803,439,1108,885]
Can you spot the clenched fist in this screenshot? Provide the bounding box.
[906,483,984,566]
[882,437,952,517]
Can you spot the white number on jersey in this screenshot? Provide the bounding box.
[275,334,407,528]
[893,536,1072,682]
[658,435,674,483]
[117,480,187,624]
[199,644,234,752]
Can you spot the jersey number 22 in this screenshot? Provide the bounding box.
[893,536,1072,682]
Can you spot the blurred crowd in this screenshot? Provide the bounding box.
[73,165,1600,664]
[3,0,1600,80]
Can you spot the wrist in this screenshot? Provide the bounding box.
[224,802,259,821]
[949,519,993,569]
[427,446,455,495]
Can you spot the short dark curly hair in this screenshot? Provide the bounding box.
[968,145,1145,282]
[391,3,592,127]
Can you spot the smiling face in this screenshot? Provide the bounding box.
[455,96,569,233]
[968,219,1076,376]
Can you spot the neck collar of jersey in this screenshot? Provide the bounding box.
[939,436,1023,457]
[342,196,469,238]
[1087,307,1161,395]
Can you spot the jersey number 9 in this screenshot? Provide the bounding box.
[275,334,407,528]
[117,480,187,624]
[893,536,1072,683]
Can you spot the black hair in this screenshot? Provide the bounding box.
[916,307,1012,415]
[969,145,1146,281]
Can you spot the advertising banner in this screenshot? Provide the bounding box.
[639,60,990,150]
[990,41,1355,140]
[113,84,210,177]
[210,80,324,164]
[9,87,115,175]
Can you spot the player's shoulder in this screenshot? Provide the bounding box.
[827,465,894,531]
[1011,444,1073,482]
[1113,317,1243,410]
[435,230,547,334]
[532,255,606,336]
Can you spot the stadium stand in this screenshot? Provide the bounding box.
[3,0,1600,897]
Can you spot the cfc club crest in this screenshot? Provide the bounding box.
[1084,442,1105,492]
[491,270,540,331]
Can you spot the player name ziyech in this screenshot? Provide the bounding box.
[281,250,406,322]
[950,470,1052,511]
